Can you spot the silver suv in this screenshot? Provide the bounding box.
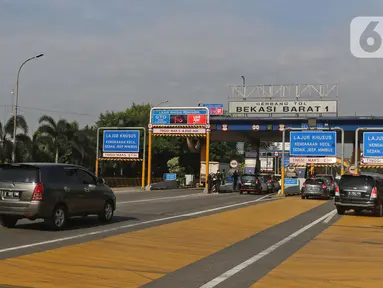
[0,163,116,230]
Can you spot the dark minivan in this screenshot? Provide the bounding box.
[239,174,263,194]
[335,174,383,216]
[0,163,116,230]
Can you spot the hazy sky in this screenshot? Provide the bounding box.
[1,0,383,133]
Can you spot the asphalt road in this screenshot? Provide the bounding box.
[0,189,342,288]
[0,189,275,259]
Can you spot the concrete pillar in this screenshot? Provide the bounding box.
[248,138,261,174]
[255,139,260,174]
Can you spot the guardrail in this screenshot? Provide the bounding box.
[104,177,162,188]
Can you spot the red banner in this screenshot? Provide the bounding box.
[187,114,207,125]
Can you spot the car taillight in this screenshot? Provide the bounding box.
[268,180,272,183]
[331,180,334,184]
[322,184,327,188]
[256,180,259,184]
[335,185,340,196]
[303,183,306,187]
[32,183,43,201]
[371,187,377,199]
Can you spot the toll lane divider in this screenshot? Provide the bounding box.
[199,209,337,288]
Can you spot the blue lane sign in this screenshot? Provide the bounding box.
[290,131,336,156]
[103,130,140,153]
[284,178,299,185]
[202,104,224,115]
[363,132,383,157]
[163,173,177,180]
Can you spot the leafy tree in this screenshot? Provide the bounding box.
[0,115,31,163]
[37,116,71,163]
[167,157,185,175]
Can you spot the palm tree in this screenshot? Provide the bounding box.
[65,122,96,168]
[27,131,54,162]
[0,115,31,163]
[37,115,71,163]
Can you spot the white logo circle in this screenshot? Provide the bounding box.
[230,160,238,168]
[252,125,260,131]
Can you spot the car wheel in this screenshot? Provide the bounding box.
[375,203,383,217]
[239,191,243,194]
[45,205,68,230]
[0,215,18,228]
[301,195,305,199]
[99,201,114,222]
[336,206,345,215]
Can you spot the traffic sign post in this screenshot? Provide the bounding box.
[363,132,383,156]
[202,104,224,116]
[230,160,239,169]
[290,131,337,157]
[148,107,210,192]
[96,127,146,189]
[282,127,345,196]
[163,173,177,181]
[355,128,383,172]
[102,130,140,157]
[349,165,358,175]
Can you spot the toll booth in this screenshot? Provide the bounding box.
[287,163,341,179]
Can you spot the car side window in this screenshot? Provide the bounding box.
[63,168,83,184]
[42,167,81,184]
[76,169,96,185]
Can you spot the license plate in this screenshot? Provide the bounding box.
[2,191,19,198]
[349,191,360,197]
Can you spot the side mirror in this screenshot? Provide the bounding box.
[97,177,105,185]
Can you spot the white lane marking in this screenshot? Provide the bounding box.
[117,193,205,204]
[323,209,337,224]
[0,194,275,254]
[199,208,337,288]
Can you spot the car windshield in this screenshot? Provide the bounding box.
[316,175,333,181]
[0,165,39,183]
[339,175,375,187]
[305,178,325,185]
[242,175,257,182]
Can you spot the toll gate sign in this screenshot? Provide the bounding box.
[363,132,383,157]
[151,109,208,125]
[290,131,336,157]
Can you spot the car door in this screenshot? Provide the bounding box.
[60,167,84,215]
[75,169,104,213]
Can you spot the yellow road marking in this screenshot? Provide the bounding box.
[252,212,383,288]
[0,197,324,288]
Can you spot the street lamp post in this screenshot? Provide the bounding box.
[241,76,246,98]
[12,53,44,163]
[154,100,169,107]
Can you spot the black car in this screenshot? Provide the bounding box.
[335,174,383,216]
[239,174,263,194]
[315,174,336,196]
[301,178,331,199]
